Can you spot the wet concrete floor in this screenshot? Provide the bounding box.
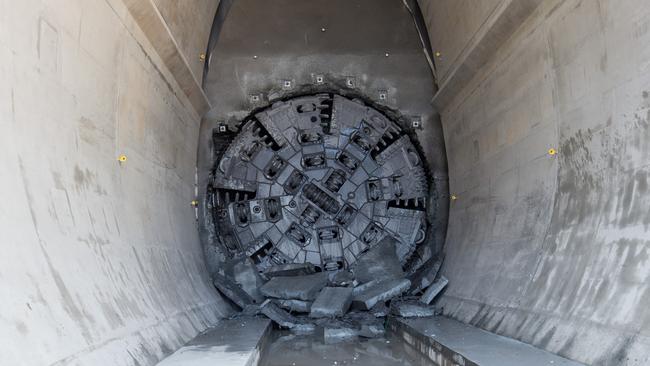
[259,329,423,366]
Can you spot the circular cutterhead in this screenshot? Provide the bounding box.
[210,94,428,272]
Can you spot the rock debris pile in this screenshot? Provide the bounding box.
[213,244,448,339]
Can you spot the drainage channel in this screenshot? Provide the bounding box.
[259,325,436,366]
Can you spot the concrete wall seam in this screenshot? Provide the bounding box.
[121,0,213,116]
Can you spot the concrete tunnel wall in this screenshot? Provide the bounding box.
[419,0,650,364]
[2,0,650,365]
[0,0,230,365]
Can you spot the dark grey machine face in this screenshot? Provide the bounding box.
[209,94,429,272]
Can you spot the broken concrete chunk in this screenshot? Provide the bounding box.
[330,270,355,286]
[351,236,404,284]
[358,324,385,338]
[244,304,263,315]
[227,304,262,320]
[277,299,312,313]
[213,273,255,308]
[419,276,448,305]
[403,250,428,276]
[290,322,317,334]
[264,263,316,278]
[261,300,315,331]
[345,311,385,335]
[344,310,379,324]
[224,256,266,302]
[408,257,443,294]
[369,301,389,318]
[352,279,379,296]
[390,300,436,317]
[260,272,328,300]
[309,287,354,318]
[352,278,411,310]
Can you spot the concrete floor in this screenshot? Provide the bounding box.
[392,317,585,366]
[156,317,271,366]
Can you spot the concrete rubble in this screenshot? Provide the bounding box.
[352,278,411,310]
[346,311,385,331]
[239,304,263,316]
[264,263,316,278]
[330,270,355,286]
[212,236,450,343]
[352,279,380,296]
[358,323,385,338]
[408,256,443,294]
[276,299,312,313]
[420,276,448,304]
[390,300,437,317]
[260,300,316,332]
[309,287,354,318]
[351,237,404,283]
[224,256,266,302]
[369,301,390,317]
[213,273,255,308]
[260,272,329,300]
